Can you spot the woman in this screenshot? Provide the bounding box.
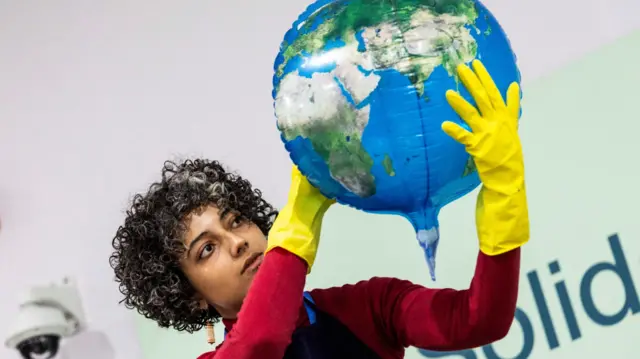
[109,61,529,359]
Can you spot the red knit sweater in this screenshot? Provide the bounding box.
[197,247,520,359]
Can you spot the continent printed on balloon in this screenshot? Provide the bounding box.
[276,1,480,97]
[275,71,345,129]
[359,24,410,71]
[359,9,478,96]
[275,70,378,197]
[306,40,381,106]
[333,62,379,105]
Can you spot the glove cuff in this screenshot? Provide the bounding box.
[476,185,530,256]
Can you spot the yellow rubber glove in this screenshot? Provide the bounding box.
[266,166,335,273]
[442,60,530,256]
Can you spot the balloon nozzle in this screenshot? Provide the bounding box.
[417,228,439,281]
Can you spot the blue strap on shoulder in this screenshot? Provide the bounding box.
[223,292,316,340]
[303,291,316,325]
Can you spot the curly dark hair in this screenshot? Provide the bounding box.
[109,159,278,332]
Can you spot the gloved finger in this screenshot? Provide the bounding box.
[446,90,482,131]
[506,82,521,122]
[442,121,474,146]
[456,63,493,117]
[289,165,316,197]
[472,60,506,111]
[287,165,305,197]
[291,165,303,178]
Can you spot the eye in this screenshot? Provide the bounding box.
[199,243,215,259]
[230,215,245,229]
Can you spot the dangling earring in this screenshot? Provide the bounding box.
[206,321,215,345]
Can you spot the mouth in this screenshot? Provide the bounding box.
[241,252,263,274]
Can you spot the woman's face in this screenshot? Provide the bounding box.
[180,205,267,319]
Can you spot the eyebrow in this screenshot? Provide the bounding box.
[186,231,210,257]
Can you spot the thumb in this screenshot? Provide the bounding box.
[442,121,473,146]
[289,166,332,203]
[290,165,306,189]
[506,82,521,123]
[288,165,311,199]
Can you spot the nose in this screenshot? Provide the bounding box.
[229,233,248,257]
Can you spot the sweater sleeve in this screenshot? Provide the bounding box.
[310,248,521,354]
[197,247,307,359]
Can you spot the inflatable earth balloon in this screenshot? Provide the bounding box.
[272,0,520,280]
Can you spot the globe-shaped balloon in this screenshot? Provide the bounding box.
[272,0,520,280]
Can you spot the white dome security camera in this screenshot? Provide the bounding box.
[4,277,87,359]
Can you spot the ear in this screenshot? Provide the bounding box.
[193,293,209,310]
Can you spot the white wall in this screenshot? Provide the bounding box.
[1,1,639,359]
